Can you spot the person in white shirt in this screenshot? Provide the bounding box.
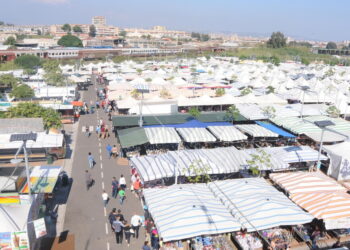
[130,214,142,239]
[102,190,109,207]
[119,174,126,189]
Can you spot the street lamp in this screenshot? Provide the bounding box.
[10,132,37,203]
[299,85,310,119]
[314,120,335,171]
[133,84,150,127]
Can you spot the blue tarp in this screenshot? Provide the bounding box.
[144,119,232,128]
[256,121,296,138]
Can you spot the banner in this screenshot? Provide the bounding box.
[0,231,29,250]
[33,218,47,239]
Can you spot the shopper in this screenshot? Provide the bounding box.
[88,152,95,169]
[85,125,90,137]
[111,177,119,198]
[102,190,109,207]
[123,220,132,247]
[119,174,126,189]
[112,217,124,244]
[142,241,151,250]
[116,209,125,222]
[118,188,126,205]
[131,214,143,239]
[106,144,112,159]
[85,170,93,190]
[108,208,117,229]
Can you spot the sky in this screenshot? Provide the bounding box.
[2,0,350,41]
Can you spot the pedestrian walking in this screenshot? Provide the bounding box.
[96,101,100,109]
[102,190,109,207]
[109,208,117,230]
[88,152,95,169]
[85,170,93,190]
[108,111,112,121]
[151,228,160,250]
[118,188,126,205]
[106,144,112,159]
[116,209,125,222]
[112,217,124,244]
[119,174,126,189]
[131,214,143,239]
[123,221,132,247]
[95,125,100,135]
[85,125,90,137]
[142,241,151,250]
[133,177,142,199]
[105,128,110,138]
[111,177,119,198]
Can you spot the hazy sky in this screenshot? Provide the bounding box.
[2,0,350,41]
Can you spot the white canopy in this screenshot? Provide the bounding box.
[324,142,350,181]
[236,124,279,137]
[144,127,181,144]
[176,128,217,143]
[207,126,248,142]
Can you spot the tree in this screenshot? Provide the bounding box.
[4,36,16,46]
[266,85,275,94]
[261,105,276,119]
[6,103,61,129]
[215,88,225,97]
[225,104,240,123]
[10,84,34,99]
[89,25,96,37]
[130,89,140,99]
[246,149,272,176]
[57,34,83,47]
[61,23,71,33]
[326,42,337,50]
[189,107,201,118]
[37,29,42,35]
[267,32,287,48]
[43,60,65,86]
[119,30,127,37]
[0,74,19,90]
[326,105,340,117]
[200,34,210,42]
[240,87,252,96]
[72,25,83,33]
[183,160,211,183]
[14,54,41,69]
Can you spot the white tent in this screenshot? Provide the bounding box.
[176,128,217,143]
[207,126,248,142]
[324,142,350,181]
[236,124,279,137]
[144,127,181,144]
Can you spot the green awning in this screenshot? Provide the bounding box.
[113,112,247,127]
[117,127,149,148]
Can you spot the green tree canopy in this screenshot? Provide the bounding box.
[57,34,83,47]
[61,23,71,33]
[267,32,287,48]
[10,84,34,99]
[215,88,225,97]
[6,102,61,129]
[326,42,337,50]
[0,74,19,89]
[225,104,240,123]
[43,60,65,86]
[14,54,41,69]
[72,25,83,33]
[189,107,201,118]
[119,30,127,37]
[89,25,96,37]
[4,36,16,45]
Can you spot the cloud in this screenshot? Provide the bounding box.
[31,0,69,4]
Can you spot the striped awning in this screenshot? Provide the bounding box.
[270,171,347,195]
[144,127,181,144]
[207,126,248,142]
[176,128,217,143]
[236,124,279,137]
[207,178,314,231]
[143,184,241,242]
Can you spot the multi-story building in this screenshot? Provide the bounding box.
[92,16,106,26]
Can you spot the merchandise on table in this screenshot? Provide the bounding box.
[234,233,263,249]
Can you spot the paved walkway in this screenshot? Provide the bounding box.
[63,83,144,250]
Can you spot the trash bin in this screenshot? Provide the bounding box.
[47,155,53,164]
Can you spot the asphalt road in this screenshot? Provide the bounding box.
[63,82,144,250]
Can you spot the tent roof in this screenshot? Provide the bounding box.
[177,128,217,142]
[117,127,149,148]
[144,119,232,128]
[144,127,181,144]
[0,118,44,134]
[143,183,241,242]
[112,112,246,127]
[236,124,279,137]
[208,179,313,231]
[207,126,248,141]
[255,121,296,138]
[324,141,350,158]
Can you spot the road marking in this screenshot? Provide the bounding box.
[99,142,101,147]
[104,207,107,217]
[100,163,103,169]
[89,125,94,132]
[105,223,109,234]
[99,155,102,161]
[107,242,110,250]
[101,171,104,179]
[102,182,105,189]
[99,148,102,154]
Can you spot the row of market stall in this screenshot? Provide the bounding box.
[143,173,350,248]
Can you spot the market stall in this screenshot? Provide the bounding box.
[176,127,217,143]
[207,125,248,142]
[235,124,279,138]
